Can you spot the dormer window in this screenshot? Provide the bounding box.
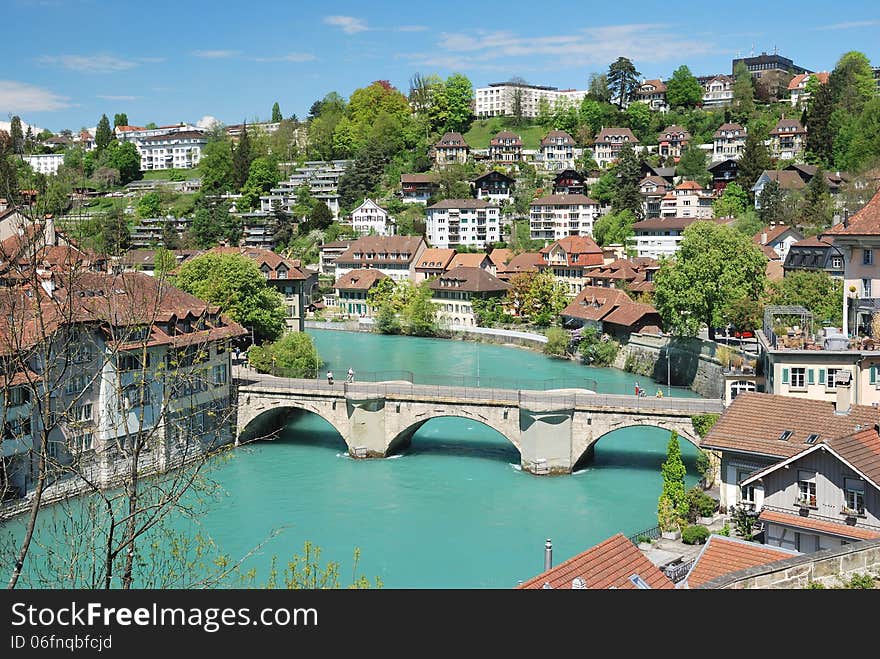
[779,430,793,441]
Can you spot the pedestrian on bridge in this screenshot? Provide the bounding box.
[347,367,355,383]
[327,370,334,385]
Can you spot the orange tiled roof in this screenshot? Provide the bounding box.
[415,248,455,270]
[826,188,880,236]
[517,533,674,589]
[448,252,489,269]
[334,268,388,290]
[684,535,797,588]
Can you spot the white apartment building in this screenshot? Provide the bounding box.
[137,131,207,171]
[475,82,587,118]
[349,198,395,236]
[702,75,734,107]
[426,199,501,249]
[22,154,65,176]
[659,181,715,219]
[631,217,724,258]
[713,123,747,162]
[593,128,639,168]
[529,194,600,241]
[260,160,352,221]
[116,124,201,143]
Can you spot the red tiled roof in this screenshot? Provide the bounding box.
[448,252,490,269]
[427,266,510,293]
[702,392,880,459]
[825,188,880,236]
[638,79,667,93]
[208,247,310,280]
[540,130,575,146]
[561,286,634,322]
[334,268,388,290]
[602,302,659,327]
[827,428,880,489]
[713,123,746,138]
[793,235,833,247]
[488,248,513,267]
[594,127,639,144]
[676,181,704,191]
[517,533,674,589]
[427,199,493,210]
[752,225,795,246]
[658,125,690,141]
[498,252,543,278]
[400,173,438,184]
[633,217,723,231]
[490,131,523,146]
[336,236,425,265]
[684,535,797,588]
[770,119,806,135]
[758,508,880,541]
[435,132,469,148]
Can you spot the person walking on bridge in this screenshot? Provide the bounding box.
[327,370,334,385]
[347,367,355,383]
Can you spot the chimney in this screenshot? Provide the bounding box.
[544,538,553,572]
[835,371,852,415]
[761,232,768,244]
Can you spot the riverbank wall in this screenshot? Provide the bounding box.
[613,333,724,400]
[304,320,548,349]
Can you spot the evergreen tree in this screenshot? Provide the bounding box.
[9,116,23,154]
[757,179,785,225]
[731,62,755,124]
[677,143,709,185]
[611,142,643,219]
[801,168,833,232]
[737,130,771,200]
[0,132,19,202]
[271,102,283,123]
[99,208,130,255]
[607,57,641,109]
[658,431,688,528]
[806,82,835,167]
[95,114,113,153]
[113,113,129,128]
[23,126,35,155]
[231,123,251,190]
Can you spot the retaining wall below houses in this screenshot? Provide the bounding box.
[696,538,880,589]
[613,333,724,399]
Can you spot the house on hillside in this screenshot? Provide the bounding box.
[414,248,455,282]
[768,119,807,161]
[529,194,600,241]
[334,269,388,317]
[712,123,746,162]
[538,235,604,297]
[433,132,470,167]
[657,125,691,161]
[426,199,501,249]
[488,131,523,163]
[348,198,395,236]
[593,128,639,168]
[428,266,510,328]
[632,79,668,112]
[539,130,581,171]
[400,173,439,204]
[473,170,515,203]
[333,235,426,283]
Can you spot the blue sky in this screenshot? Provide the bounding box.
[2,0,879,132]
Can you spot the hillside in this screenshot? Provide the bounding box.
[463,119,549,150]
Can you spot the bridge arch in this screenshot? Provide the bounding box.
[388,412,522,459]
[238,398,350,449]
[572,417,701,472]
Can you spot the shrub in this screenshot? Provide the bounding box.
[684,486,718,522]
[578,327,620,366]
[691,414,720,439]
[806,581,825,589]
[717,523,731,537]
[543,327,571,357]
[843,573,876,589]
[732,506,756,541]
[635,535,654,545]
[681,525,710,545]
[657,494,679,533]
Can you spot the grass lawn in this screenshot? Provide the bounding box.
[463,119,548,150]
[140,167,201,180]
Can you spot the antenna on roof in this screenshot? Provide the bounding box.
[750,43,755,57]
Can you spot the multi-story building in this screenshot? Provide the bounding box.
[129,216,191,249]
[732,52,811,79]
[433,132,470,167]
[631,217,726,259]
[529,194,600,241]
[260,160,351,221]
[115,123,200,143]
[825,187,880,338]
[348,199,395,236]
[783,236,845,279]
[318,240,355,277]
[632,79,668,112]
[488,131,523,163]
[426,199,500,249]
[474,82,587,118]
[400,173,439,204]
[708,158,739,193]
[659,181,715,219]
[539,130,581,171]
[333,235,427,283]
[702,75,734,108]
[473,171,514,203]
[429,266,510,328]
[22,154,64,176]
[788,72,829,107]
[137,131,207,171]
[414,248,456,282]
[712,123,747,162]
[640,175,673,218]
[333,269,388,318]
[752,225,803,262]
[552,169,588,195]
[593,128,639,168]
[657,126,691,161]
[752,170,806,209]
[768,118,807,161]
[537,235,604,297]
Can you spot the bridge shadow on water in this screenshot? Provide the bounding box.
[389,418,521,464]
[586,427,700,474]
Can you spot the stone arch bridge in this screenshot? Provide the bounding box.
[236,374,723,475]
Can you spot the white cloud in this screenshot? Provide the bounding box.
[398,25,428,32]
[250,53,317,63]
[409,24,716,72]
[97,94,138,101]
[815,20,880,30]
[0,80,71,112]
[324,15,369,33]
[193,50,240,59]
[38,53,141,73]
[197,115,221,129]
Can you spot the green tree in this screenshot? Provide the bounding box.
[190,198,237,248]
[248,332,322,377]
[841,97,880,172]
[105,141,141,184]
[239,156,281,211]
[806,82,835,167]
[653,221,767,340]
[113,113,129,128]
[518,270,569,326]
[607,57,641,109]
[611,142,643,219]
[801,168,834,232]
[723,294,763,333]
[400,281,438,336]
[232,123,251,189]
[374,304,401,334]
[658,431,688,528]
[665,65,703,109]
[733,208,764,236]
[198,139,234,194]
[589,168,617,205]
[829,51,876,117]
[301,201,333,234]
[271,102,283,123]
[625,101,651,141]
[175,253,287,343]
[153,247,177,279]
[757,179,785,225]
[95,114,114,153]
[731,62,755,124]
[543,327,570,356]
[768,271,844,326]
[593,209,637,246]
[443,73,474,133]
[677,143,710,185]
[9,116,24,154]
[737,130,771,200]
[713,182,749,218]
[98,207,131,255]
[136,191,162,218]
[587,72,612,104]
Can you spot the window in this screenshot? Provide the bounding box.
[805,434,819,444]
[779,430,793,441]
[831,257,842,269]
[863,249,873,265]
[65,374,87,395]
[826,368,840,390]
[8,386,31,406]
[797,471,817,507]
[844,478,865,514]
[737,469,756,506]
[72,432,93,452]
[117,353,150,371]
[863,279,872,298]
[790,368,805,389]
[122,383,151,410]
[212,364,228,386]
[74,403,92,423]
[47,441,62,459]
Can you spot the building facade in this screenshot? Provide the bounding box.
[529,194,600,241]
[474,83,587,118]
[426,199,500,249]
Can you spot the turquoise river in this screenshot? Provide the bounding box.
[2,329,704,588]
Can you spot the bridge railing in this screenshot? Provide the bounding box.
[345,381,521,404]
